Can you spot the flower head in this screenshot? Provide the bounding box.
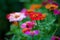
[45,3,58,10]
[54,9,60,15]
[30,12,42,20]
[30,4,42,10]
[33,30,40,35]
[51,36,60,40]
[29,12,46,20]
[24,30,40,36]
[21,21,35,29]
[6,12,26,22]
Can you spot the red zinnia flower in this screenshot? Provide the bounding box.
[25,10,34,16]
[29,12,43,20]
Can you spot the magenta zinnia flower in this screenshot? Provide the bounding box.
[6,12,26,22]
[24,30,40,36]
[54,10,60,15]
[21,21,35,29]
[51,36,60,40]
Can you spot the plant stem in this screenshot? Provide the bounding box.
[18,22,20,29]
[36,20,40,29]
[52,26,58,36]
[52,15,60,36]
[31,36,34,40]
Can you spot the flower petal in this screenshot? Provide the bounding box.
[33,30,40,35]
[21,8,27,13]
[21,23,26,28]
[24,31,31,35]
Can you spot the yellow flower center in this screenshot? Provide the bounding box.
[33,14,38,17]
[15,15,20,18]
[50,7,54,10]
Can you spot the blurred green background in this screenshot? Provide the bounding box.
[0,0,60,39]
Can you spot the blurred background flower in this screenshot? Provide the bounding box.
[54,9,60,15]
[45,3,58,10]
[51,36,60,40]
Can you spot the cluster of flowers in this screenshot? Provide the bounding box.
[6,4,47,36]
[43,2,59,15]
[6,2,59,39]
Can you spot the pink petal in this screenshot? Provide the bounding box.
[21,23,26,28]
[21,8,27,13]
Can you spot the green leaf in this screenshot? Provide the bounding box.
[6,32,13,35]
[11,35,16,40]
[10,24,18,31]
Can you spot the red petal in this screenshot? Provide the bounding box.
[6,14,10,19]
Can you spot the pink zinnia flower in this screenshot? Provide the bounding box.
[21,21,35,29]
[54,10,60,15]
[6,12,26,22]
